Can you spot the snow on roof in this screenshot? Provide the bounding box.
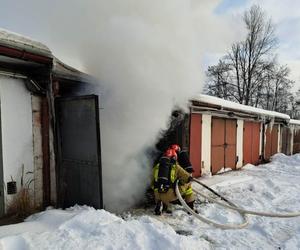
[53,57,94,83]
[191,94,290,120]
[0,28,52,57]
[0,28,92,82]
[289,119,300,126]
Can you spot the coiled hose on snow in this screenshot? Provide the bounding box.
[175,180,249,229]
[175,178,300,229]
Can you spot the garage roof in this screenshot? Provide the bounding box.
[0,28,52,58]
[0,28,92,83]
[191,94,290,120]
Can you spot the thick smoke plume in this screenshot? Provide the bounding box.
[79,1,202,211]
[1,0,238,211]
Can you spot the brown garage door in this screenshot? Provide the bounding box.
[211,118,237,174]
[293,129,300,154]
[265,124,279,160]
[189,114,202,177]
[252,123,261,164]
[281,126,291,155]
[271,125,279,156]
[243,121,261,165]
[265,126,272,160]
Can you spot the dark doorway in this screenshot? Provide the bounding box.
[0,106,4,216]
[155,111,189,154]
[55,95,103,209]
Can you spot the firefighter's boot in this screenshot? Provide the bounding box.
[154,201,163,215]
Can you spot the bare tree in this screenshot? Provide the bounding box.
[287,89,300,119]
[228,5,277,105]
[254,64,293,112]
[204,5,295,114]
[205,60,233,100]
[270,66,293,112]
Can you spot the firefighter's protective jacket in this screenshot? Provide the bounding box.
[152,162,194,205]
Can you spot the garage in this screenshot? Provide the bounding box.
[190,95,290,176]
[243,121,261,165]
[211,118,237,174]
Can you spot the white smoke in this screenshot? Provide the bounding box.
[1,0,238,211]
[79,1,202,211]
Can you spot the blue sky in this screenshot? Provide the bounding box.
[214,0,249,14]
[207,0,300,90]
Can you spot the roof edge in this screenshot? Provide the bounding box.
[191,94,290,120]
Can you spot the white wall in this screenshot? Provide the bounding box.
[201,114,211,175]
[236,120,244,169]
[0,76,34,210]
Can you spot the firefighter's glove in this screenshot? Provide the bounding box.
[188,176,193,183]
[178,179,184,185]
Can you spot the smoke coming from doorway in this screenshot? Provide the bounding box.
[0,0,238,211]
[80,1,202,211]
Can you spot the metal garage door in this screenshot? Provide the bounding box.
[293,130,300,154]
[281,126,291,155]
[265,124,278,161]
[189,114,201,177]
[252,122,261,164]
[55,95,103,209]
[243,121,260,165]
[271,125,279,156]
[265,126,272,160]
[211,118,237,174]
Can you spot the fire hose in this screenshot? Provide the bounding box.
[175,178,300,229]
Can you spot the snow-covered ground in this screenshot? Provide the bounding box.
[1,153,300,250]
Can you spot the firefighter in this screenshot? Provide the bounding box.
[170,144,195,212]
[152,148,195,215]
[170,144,194,174]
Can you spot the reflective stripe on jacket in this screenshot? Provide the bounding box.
[153,163,194,205]
[180,185,193,196]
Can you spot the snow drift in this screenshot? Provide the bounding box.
[1,154,300,249]
[0,206,210,250]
